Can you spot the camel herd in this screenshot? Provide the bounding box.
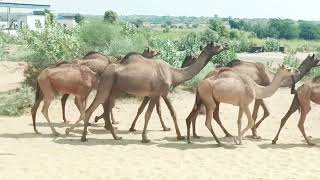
[30,41,320,146]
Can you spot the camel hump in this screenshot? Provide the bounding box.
[216,67,233,75]
[84,51,100,57]
[312,76,320,83]
[226,59,242,67]
[49,61,70,68]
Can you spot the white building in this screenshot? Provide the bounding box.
[56,14,77,29]
[18,14,45,30]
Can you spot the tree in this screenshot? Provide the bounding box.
[104,10,118,24]
[299,22,320,40]
[134,19,143,28]
[209,19,229,37]
[267,19,299,39]
[75,13,85,24]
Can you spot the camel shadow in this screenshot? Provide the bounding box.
[157,142,238,150]
[0,153,15,156]
[162,136,236,143]
[54,138,157,146]
[29,122,101,128]
[0,132,78,139]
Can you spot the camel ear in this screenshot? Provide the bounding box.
[199,45,203,51]
[312,54,315,59]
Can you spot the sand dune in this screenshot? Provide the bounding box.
[1,87,320,180]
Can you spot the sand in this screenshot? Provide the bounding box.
[1,87,320,180]
[0,61,27,93]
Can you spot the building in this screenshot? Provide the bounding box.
[0,1,50,30]
[56,14,77,29]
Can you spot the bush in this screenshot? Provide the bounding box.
[283,52,299,68]
[263,38,280,52]
[0,86,34,116]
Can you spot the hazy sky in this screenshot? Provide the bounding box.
[2,0,320,20]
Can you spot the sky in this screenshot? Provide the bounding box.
[1,0,320,21]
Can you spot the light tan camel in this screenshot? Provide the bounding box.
[186,64,299,145]
[193,54,317,139]
[68,42,226,142]
[272,75,320,145]
[31,62,97,135]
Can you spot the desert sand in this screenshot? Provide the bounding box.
[1,87,320,180]
[1,56,320,180]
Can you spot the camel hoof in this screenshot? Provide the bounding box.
[114,136,122,140]
[187,141,192,144]
[271,140,277,144]
[87,122,92,126]
[81,137,87,142]
[177,136,186,141]
[53,132,60,137]
[34,130,41,134]
[217,143,222,147]
[252,135,261,139]
[129,128,136,132]
[307,142,316,146]
[193,135,201,139]
[225,134,233,138]
[233,137,242,145]
[112,121,119,125]
[163,127,171,131]
[65,128,71,135]
[141,139,151,143]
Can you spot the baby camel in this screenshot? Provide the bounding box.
[31,63,97,135]
[186,65,299,145]
[272,76,320,145]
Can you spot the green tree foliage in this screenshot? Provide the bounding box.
[208,19,229,37]
[104,10,118,24]
[299,21,320,40]
[75,13,85,24]
[267,19,299,39]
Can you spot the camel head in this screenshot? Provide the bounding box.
[142,47,160,58]
[276,64,300,80]
[201,42,227,56]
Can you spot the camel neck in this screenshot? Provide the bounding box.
[171,51,214,86]
[254,71,284,99]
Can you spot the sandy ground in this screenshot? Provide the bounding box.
[1,87,320,180]
[0,61,27,93]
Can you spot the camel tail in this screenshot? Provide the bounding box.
[31,82,43,133]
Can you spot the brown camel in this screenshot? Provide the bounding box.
[193,54,318,139]
[67,42,227,142]
[31,62,97,135]
[186,64,299,145]
[272,75,320,145]
[61,48,159,124]
[126,55,197,132]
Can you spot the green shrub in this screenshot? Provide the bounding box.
[183,63,214,90]
[283,52,299,68]
[264,38,280,52]
[0,86,34,116]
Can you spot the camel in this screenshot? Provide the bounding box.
[186,64,299,145]
[126,55,197,132]
[272,75,320,145]
[66,42,227,142]
[192,54,318,139]
[31,62,97,135]
[61,48,160,124]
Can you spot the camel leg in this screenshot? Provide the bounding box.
[41,98,59,136]
[103,98,121,140]
[187,108,199,143]
[129,97,150,132]
[156,98,170,131]
[235,107,243,144]
[251,99,261,139]
[61,94,69,123]
[205,105,221,146]
[81,70,115,142]
[141,97,157,143]
[298,105,314,145]
[163,96,185,140]
[213,102,233,137]
[65,97,86,135]
[255,100,270,129]
[192,116,200,139]
[272,95,299,144]
[235,106,254,145]
[31,91,42,134]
